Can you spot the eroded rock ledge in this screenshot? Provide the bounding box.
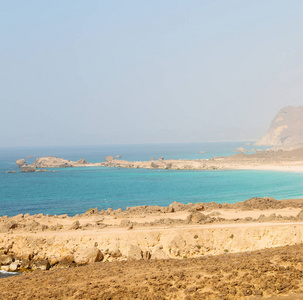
[1,197,303,273]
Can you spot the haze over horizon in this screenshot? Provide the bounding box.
[2,1,303,147]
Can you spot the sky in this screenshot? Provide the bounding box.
[1,0,303,147]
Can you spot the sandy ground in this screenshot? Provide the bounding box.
[2,198,303,299]
[2,244,303,299]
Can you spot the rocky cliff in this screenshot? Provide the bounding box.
[256,106,303,147]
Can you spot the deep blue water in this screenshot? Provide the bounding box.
[1,142,303,217]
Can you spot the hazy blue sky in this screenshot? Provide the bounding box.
[1,1,303,147]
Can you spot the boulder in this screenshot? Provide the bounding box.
[32,260,50,271]
[169,201,187,212]
[105,156,114,162]
[190,203,205,212]
[69,220,80,230]
[9,261,21,272]
[150,162,159,168]
[0,266,10,272]
[127,245,143,260]
[152,249,168,260]
[77,158,88,164]
[21,165,36,172]
[16,159,27,168]
[0,255,14,265]
[74,248,103,265]
[187,212,207,224]
[234,147,248,153]
[55,255,75,268]
[109,249,122,258]
[0,220,18,233]
[296,210,303,220]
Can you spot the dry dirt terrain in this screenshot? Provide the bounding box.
[2,198,303,299]
[2,244,303,299]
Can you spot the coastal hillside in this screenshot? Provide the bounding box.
[256,106,303,147]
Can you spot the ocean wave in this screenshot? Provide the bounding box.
[0,270,19,278]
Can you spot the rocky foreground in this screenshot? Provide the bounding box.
[2,197,303,274]
[2,244,303,299]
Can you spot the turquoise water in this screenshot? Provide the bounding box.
[1,142,303,217]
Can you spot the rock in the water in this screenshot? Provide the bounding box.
[21,165,36,172]
[16,159,27,168]
[31,157,74,168]
[105,156,114,162]
[256,106,303,147]
[74,248,103,265]
[77,158,88,164]
[115,155,121,158]
[234,147,248,153]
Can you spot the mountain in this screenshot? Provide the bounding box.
[255,106,303,147]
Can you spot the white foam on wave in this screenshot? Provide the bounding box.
[0,270,18,276]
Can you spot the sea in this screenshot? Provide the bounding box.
[1,141,303,218]
[1,141,303,278]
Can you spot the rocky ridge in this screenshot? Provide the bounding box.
[1,198,303,273]
[256,106,303,147]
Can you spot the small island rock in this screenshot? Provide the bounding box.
[105,156,114,162]
[16,159,27,168]
[77,158,88,164]
[21,165,36,172]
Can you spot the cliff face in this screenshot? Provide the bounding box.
[255,106,303,146]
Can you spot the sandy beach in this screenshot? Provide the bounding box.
[15,147,303,173]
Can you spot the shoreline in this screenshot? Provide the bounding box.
[2,198,303,298]
[12,147,303,173]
